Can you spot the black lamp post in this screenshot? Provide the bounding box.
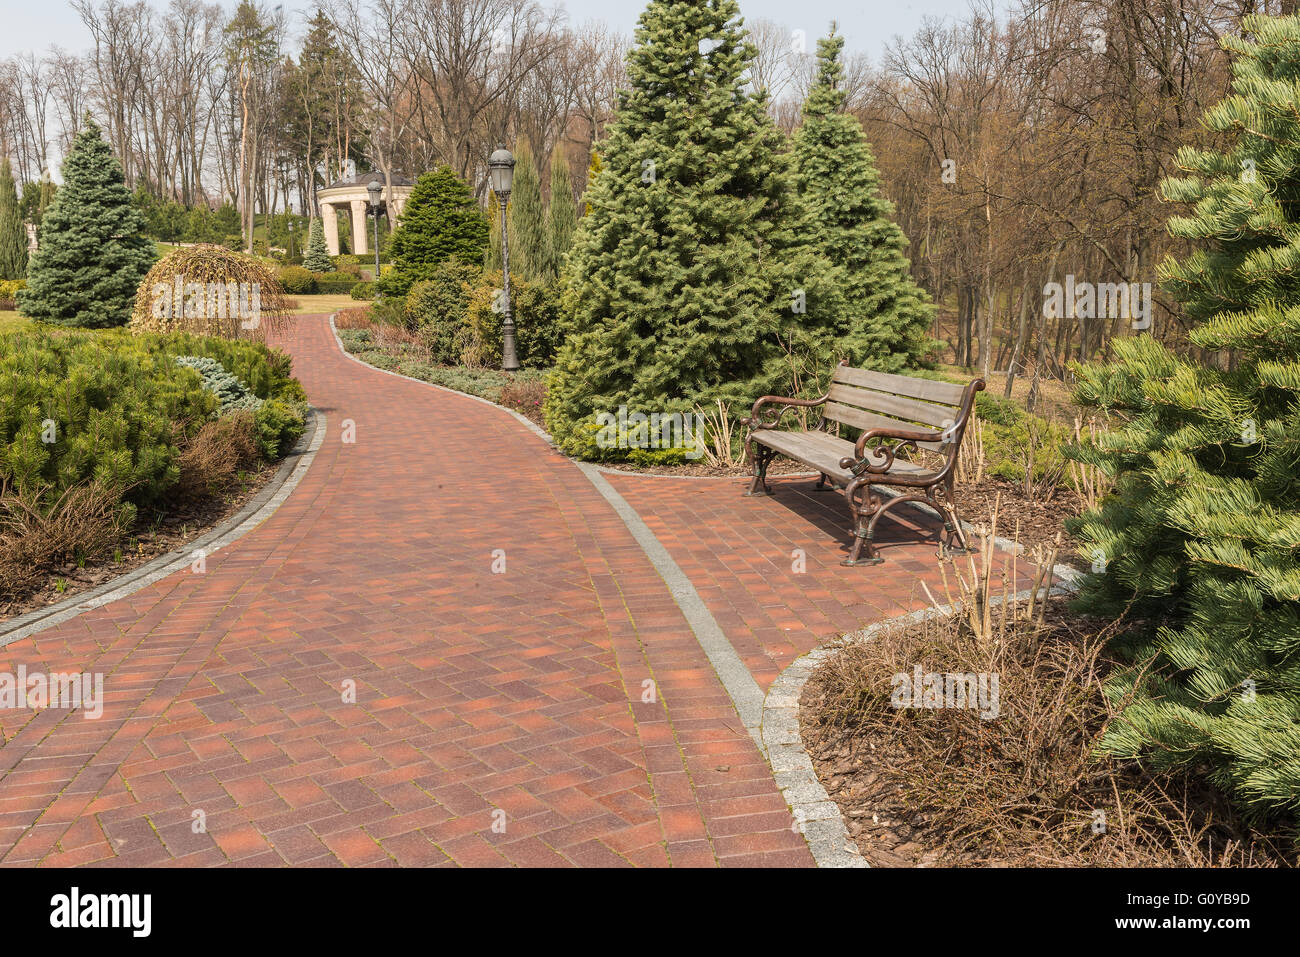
[366,179,383,280]
[488,144,520,371]
[287,217,296,261]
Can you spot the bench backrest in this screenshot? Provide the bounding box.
[822,362,983,461]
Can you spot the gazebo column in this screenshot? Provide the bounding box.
[350,199,369,256]
[320,202,340,256]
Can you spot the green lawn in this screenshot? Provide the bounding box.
[0,310,27,333]
[290,294,361,315]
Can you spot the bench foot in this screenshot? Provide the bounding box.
[841,556,885,567]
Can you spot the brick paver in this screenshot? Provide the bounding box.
[0,314,1032,867]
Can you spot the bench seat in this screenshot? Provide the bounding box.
[750,429,937,486]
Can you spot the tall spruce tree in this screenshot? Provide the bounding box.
[790,29,933,371]
[547,149,577,281]
[544,0,842,458]
[383,166,488,296]
[507,140,547,280]
[302,216,333,271]
[17,118,152,327]
[0,158,27,279]
[1068,13,1300,825]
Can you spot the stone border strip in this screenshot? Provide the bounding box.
[0,407,327,649]
[577,462,768,739]
[761,576,1082,868]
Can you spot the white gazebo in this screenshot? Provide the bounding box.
[315,171,415,256]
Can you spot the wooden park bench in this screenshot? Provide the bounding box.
[741,361,985,566]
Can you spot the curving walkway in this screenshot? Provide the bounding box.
[0,315,1016,867]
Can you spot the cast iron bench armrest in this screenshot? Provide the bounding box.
[839,426,939,476]
[740,391,829,430]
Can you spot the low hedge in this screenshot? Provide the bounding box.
[315,278,360,294]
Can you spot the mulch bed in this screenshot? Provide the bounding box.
[952,476,1084,565]
[798,599,1294,867]
[0,465,277,623]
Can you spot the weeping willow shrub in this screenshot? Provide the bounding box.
[131,244,292,340]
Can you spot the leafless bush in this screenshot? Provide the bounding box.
[174,411,260,499]
[694,399,742,468]
[0,479,128,598]
[334,307,375,330]
[1069,415,1113,512]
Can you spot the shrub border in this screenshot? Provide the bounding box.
[0,407,326,648]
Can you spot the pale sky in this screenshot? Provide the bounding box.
[1,0,978,63]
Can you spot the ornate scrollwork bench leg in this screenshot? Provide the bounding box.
[746,441,776,496]
[842,476,885,566]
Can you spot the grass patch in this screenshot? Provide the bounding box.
[291,294,361,315]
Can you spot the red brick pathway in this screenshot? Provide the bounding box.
[0,315,1027,867]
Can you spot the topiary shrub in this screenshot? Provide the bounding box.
[382,166,488,297]
[313,270,360,294]
[131,244,292,340]
[278,265,317,295]
[17,119,154,328]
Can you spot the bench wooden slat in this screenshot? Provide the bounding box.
[822,402,946,453]
[752,429,933,483]
[826,384,956,430]
[832,365,966,407]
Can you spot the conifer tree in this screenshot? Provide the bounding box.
[507,140,546,280]
[302,216,333,272]
[547,149,577,281]
[544,0,842,458]
[382,165,488,296]
[1069,13,1300,824]
[790,28,934,371]
[0,158,27,279]
[17,117,152,327]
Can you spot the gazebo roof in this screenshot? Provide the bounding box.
[321,171,415,191]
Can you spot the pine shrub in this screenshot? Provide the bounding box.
[1069,13,1300,826]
